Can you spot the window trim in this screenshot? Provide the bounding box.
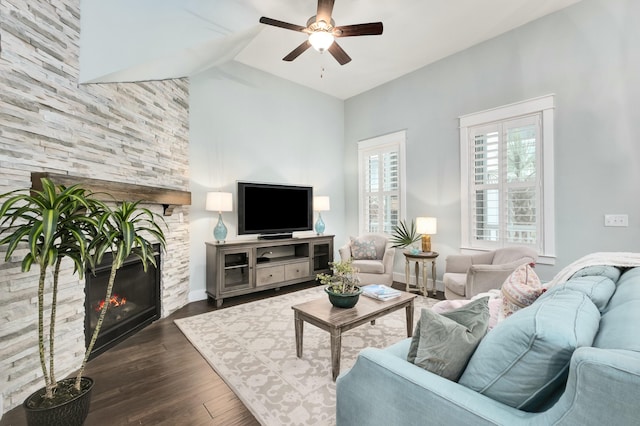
[459,95,555,265]
[357,130,407,235]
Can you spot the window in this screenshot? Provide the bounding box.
[459,95,555,264]
[358,130,406,234]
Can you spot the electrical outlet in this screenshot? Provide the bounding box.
[604,214,628,227]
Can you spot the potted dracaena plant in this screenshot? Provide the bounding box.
[316,259,362,308]
[0,178,166,426]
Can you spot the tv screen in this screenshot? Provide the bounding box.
[237,182,313,236]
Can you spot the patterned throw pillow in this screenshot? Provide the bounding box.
[501,263,544,319]
[350,237,378,260]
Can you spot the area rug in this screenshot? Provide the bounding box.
[174,286,438,425]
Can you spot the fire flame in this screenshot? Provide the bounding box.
[95,294,127,312]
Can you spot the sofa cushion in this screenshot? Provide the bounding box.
[407,297,489,381]
[352,259,385,274]
[594,267,640,351]
[541,275,616,312]
[569,265,621,283]
[501,263,544,319]
[350,237,378,260]
[459,289,600,411]
[492,246,535,265]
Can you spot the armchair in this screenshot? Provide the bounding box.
[339,234,396,286]
[443,247,538,299]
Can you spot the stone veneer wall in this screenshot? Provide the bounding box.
[0,0,191,413]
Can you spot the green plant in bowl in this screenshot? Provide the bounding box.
[317,259,361,294]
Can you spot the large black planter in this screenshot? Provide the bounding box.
[23,377,94,426]
[325,286,363,308]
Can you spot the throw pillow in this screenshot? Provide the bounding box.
[350,237,377,260]
[458,289,601,411]
[501,263,544,319]
[433,289,502,330]
[407,297,490,381]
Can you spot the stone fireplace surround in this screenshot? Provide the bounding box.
[1,200,191,413]
[0,0,192,414]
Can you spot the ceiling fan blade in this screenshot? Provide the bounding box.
[334,22,383,37]
[283,40,312,62]
[316,0,335,24]
[328,41,351,65]
[259,17,307,32]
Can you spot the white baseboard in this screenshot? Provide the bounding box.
[188,289,208,302]
[393,271,443,292]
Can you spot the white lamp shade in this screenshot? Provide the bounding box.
[206,192,233,212]
[313,196,330,212]
[416,217,437,235]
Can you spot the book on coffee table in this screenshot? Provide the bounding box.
[362,284,402,301]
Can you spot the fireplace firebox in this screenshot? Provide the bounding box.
[85,244,161,359]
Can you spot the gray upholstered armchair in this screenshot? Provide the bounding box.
[339,233,396,286]
[443,247,538,300]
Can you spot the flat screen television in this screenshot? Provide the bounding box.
[237,181,313,238]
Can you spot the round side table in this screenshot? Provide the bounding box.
[403,251,439,297]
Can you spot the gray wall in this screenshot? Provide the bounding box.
[344,0,640,281]
[188,62,346,300]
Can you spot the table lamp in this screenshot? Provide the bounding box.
[416,217,437,252]
[313,196,330,235]
[206,192,233,243]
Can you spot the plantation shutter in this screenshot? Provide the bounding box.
[469,114,541,249]
[362,146,400,233]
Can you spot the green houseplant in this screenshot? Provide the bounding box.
[389,219,421,251]
[0,178,166,426]
[317,259,362,308]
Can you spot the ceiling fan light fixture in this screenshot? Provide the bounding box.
[259,1,383,65]
[309,31,334,52]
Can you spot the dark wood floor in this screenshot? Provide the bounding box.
[1,282,443,425]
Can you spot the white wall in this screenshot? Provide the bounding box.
[188,0,639,293]
[344,0,640,282]
[188,62,346,300]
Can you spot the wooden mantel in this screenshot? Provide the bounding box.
[31,172,191,216]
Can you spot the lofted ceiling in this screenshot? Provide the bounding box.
[80,0,583,100]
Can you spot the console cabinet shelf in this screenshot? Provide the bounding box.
[205,235,334,307]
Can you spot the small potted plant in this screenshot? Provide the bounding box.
[0,178,165,426]
[317,259,362,308]
[390,219,421,254]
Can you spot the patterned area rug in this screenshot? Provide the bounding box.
[174,286,438,425]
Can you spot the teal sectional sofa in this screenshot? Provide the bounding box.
[336,266,640,425]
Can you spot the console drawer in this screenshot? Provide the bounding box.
[256,265,285,286]
[285,262,310,281]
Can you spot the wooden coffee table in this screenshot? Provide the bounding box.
[292,291,417,381]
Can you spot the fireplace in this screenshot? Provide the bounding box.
[85,244,161,359]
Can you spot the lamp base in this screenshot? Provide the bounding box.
[421,234,431,252]
[214,213,228,243]
[315,213,325,235]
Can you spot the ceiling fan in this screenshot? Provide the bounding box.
[259,0,383,65]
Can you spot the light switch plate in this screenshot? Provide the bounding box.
[604,214,628,227]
